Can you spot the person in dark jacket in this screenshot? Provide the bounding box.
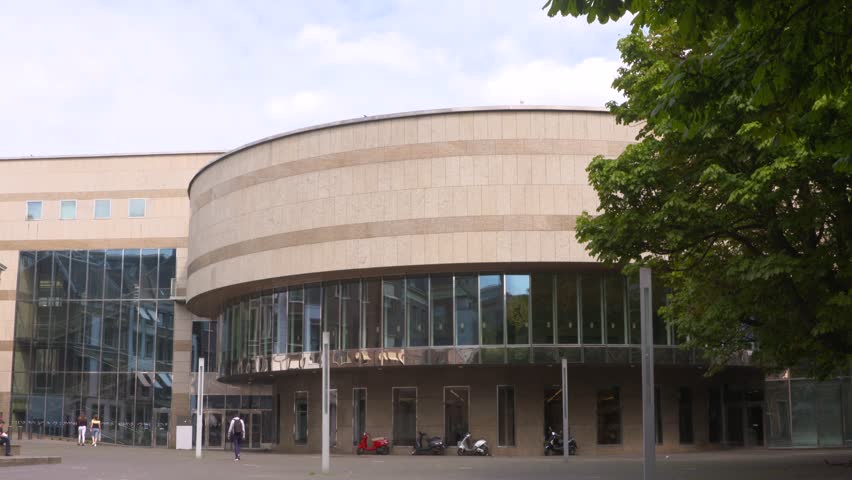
[227,414,246,461]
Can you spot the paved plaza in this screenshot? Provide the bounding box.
[4,440,851,479]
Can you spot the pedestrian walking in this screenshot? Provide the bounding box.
[77,414,87,446]
[0,424,11,456]
[227,414,245,461]
[90,414,101,447]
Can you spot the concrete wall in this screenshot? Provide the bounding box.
[186,108,642,317]
[272,365,764,456]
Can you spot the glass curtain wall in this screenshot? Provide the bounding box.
[12,249,176,446]
[217,271,677,376]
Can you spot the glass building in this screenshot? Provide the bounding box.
[12,249,176,446]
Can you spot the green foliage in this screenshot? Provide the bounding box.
[547,0,852,377]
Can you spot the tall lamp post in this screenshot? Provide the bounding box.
[640,268,656,480]
[321,332,330,473]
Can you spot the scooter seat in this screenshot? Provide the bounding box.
[373,437,386,442]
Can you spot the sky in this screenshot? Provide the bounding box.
[0,0,632,157]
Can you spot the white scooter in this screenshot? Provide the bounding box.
[457,432,490,456]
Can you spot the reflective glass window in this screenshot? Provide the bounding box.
[383,279,405,348]
[119,301,137,372]
[121,249,141,299]
[69,251,88,300]
[191,320,217,372]
[16,251,36,301]
[531,274,554,344]
[652,281,668,345]
[139,249,159,299]
[596,386,621,444]
[53,251,71,300]
[294,391,308,445]
[26,200,42,220]
[83,301,103,371]
[393,387,417,446]
[604,273,625,344]
[406,278,428,347]
[94,199,111,219]
[323,283,340,350]
[340,281,360,350]
[444,387,469,445]
[66,302,85,372]
[556,273,578,344]
[480,275,504,345]
[273,290,288,354]
[261,293,274,356]
[102,301,120,372]
[627,277,641,344]
[157,249,176,299]
[305,285,322,352]
[104,250,122,299]
[88,250,106,300]
[506,275,530,345]
[49,302,68,372]
[498,386,516,446]
[60,200,77,220]
[581,273,602,344]
[352,388,367,446]
[361,280,382,349]
[455,275,479,346]
[128,198,146,218]
[791,381,818,446]
[156,302,173,371]
[137,302,156,371]
[36,251,53,299]
[288,288,304,353]
[430,276,453,346]
[679,387,694,444]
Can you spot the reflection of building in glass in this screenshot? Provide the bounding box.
[2,107,849,454]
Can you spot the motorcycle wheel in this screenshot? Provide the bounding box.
[356,447,364,455]
[569,446,577,456]
[432,447,443,455]
[377,446,389,455]
[482,446,490,456]
[457,448,463,456]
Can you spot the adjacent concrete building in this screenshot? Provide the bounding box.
[2,107,848,455]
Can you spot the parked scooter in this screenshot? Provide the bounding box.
[411,431,445,455]
[457,433,490,456]
[544,427,577,456]
[356,432,390,455]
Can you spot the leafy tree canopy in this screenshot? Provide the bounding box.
[545,0,852,377]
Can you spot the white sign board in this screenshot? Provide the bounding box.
[176,425,194,450]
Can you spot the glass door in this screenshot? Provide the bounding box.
[444,387,469,446]
[154,410,169,447]
[249,412,261,449]
[206,411,224,448]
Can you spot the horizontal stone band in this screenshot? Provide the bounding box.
[191,138,629,211]
[0,237,187,251]
[0,189,187,202]
[187,214,579,276]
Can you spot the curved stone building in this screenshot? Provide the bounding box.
[184,107,764,455]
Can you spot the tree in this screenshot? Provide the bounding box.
[544,0,852,377]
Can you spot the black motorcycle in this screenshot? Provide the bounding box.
[411,431,445,455]
[544,427,577,456]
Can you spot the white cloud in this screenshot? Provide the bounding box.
[481,58,624,108]
[265,91,332,120]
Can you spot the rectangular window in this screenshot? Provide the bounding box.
[581,273,602,344]
[627,277,641,344]
[60,200,77,220]
[604,273,625,344]
[121,249,141,299]
[679,387,694,444]
[655,385,663,444]
[323,282,340,350]
[294,391,308,445]
[104,250,122,299]
[128,198,146,218]
[392,387,417,446]
[328,390,338,447]
[708,387,722,443]
[26,200,43,220]
[94,199,111,219]
[480,275,504,345]
[361,280,381,348]
[340,281,360,350]
[556,273,578,343]
[305,285,322,351]
[497,386,516,446]
[596,386,621,444]
[531,273,554,344]
[352,388,367,446]
[288,287,304,353]
[191,320,218,372]
[652,281,669,345]
[444,386,469,446]
[506,274,530,344]
[139,249,159,299]
[383,279,405,348]
[455,275,479,345]
[430,276,453,346]
[406,277,429,346]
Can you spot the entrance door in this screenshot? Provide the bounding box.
[249,412,261,449]
[206,411,224,448]
[444,387,469,446]
[746,405,764,446]
[544,387,563,440]
[154,410,169,447]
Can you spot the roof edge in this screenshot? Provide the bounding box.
[0,150,226,162]
[187,105,611,194]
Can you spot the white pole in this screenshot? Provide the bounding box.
[195,358,205,459]
[321,332,330,473]
[639,268,655,480]
[561,358,569,460]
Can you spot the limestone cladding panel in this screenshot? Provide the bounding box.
[187,110,638,308]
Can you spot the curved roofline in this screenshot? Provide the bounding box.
[187,105,610,194]
[0,150,225,162]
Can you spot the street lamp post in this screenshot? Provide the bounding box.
[640,268,655,480]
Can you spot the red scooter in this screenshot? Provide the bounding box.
[356,432,390,455]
